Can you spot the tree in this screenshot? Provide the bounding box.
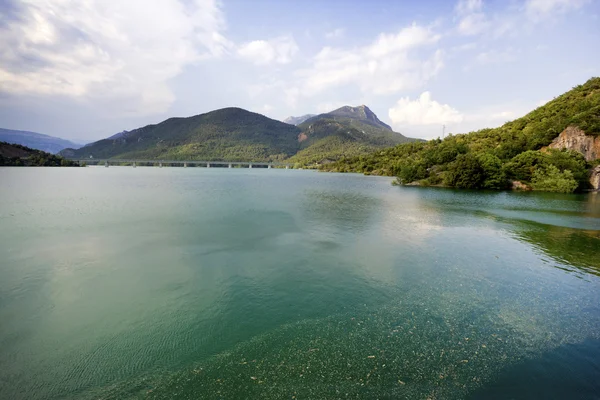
[477,152,508,189]
[445,153,485,189]
[531,165,578,193]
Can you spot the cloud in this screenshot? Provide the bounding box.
[455,0,489,35]
[452,0,591,38]
[525,0,590,17]
[389,92,464,126]
[325,28,345,39]
[0,0,230,115]
[237,36,299,65]
[299,23,442,96]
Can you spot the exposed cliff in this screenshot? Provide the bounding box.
[546,126,600,162]
[590,165,600,191]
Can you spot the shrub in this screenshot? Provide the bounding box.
[445,153,485,189]
[531,165,578,193]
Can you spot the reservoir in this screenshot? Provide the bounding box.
[0,167,599,399]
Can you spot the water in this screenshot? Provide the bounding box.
[0,167,599,399]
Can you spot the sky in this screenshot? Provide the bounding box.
[0,0,599,142]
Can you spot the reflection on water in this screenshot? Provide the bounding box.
[0,169,599,400]
[513,223,600,276]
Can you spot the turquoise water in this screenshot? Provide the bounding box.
[0,167,599,399]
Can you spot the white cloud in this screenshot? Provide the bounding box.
[452,0,591,39]
[237,36,299,65]
[299,23,442,96]
[526,0,590,17]
[0,0,230,115]
[325,28,345,39]
[389,92,464,126]
[455,0,488,35]
[490,111,515,120]
[455,0,483,15]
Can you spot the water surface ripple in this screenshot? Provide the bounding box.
[0,168,599,399]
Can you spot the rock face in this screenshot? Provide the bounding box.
[511,180,532,191]
[590,165,600,191]
[327,105,393,131]
[547,126,600,162]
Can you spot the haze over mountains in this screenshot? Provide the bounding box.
[0,128,85,154]
[283,115,316,126]
[61,105,415,164]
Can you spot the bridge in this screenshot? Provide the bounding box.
[76,159,292,169]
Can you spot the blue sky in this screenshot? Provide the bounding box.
[0,0,598,141]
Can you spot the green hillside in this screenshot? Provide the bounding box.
[321,77,600,193]
[66,108,302,162]
[64,105,418,165]
[289,105,416,165]
[0,142,80,166]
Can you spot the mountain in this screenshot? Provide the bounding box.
[300,105,404,140]
[316,105,393,131]
[321,77,600,193]
[287,105,415,165]
[63,108,302,162]
[283,114,316,125]
[107,130,130,140]
[0,142,80,166]
[62,105,420,165]
[0,128,84,154]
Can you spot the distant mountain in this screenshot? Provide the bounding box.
[0,141,80,166]
[283,114,316,125]
[287,105,416,165]
[107,130,130,140]
[62,106,419,165]
[319,105,393,131]
[0,128,84,154]
[63,108,302,162]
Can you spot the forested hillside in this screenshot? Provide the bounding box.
[288,105,416,165]
[0,142,80,166]
[321,77,600,193]
[63,105,419,165]
[65,108,302,162]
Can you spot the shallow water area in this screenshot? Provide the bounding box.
[0,167,599,399]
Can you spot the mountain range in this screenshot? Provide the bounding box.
[61,105,415,164]
[0,128,85,154]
